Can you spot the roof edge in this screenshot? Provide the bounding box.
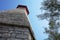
[16,5,29,15]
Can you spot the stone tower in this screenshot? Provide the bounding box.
[0,5,35,40]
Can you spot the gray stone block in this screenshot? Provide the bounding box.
[0,38,6,40]
[2,33,11,38]
[7,38,20,40]
[11,33,16,38]
[16,34,28,39]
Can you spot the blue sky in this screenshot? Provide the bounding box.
[0,0,49,40]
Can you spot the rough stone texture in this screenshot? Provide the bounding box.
[0,9,30,26]
[0,25,32,40]
[0,9,35,40]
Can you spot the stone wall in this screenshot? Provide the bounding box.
[0,9,35,40]
[0,25,32,40]
[0,11,30,26]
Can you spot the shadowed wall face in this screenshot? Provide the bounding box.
[0,25,32,40]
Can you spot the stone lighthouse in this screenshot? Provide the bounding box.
[0,5,35,40]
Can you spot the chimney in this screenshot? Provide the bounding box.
[16,5,29,15]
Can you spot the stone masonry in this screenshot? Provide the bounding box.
[0,5,35,40]
[0,25,30,40]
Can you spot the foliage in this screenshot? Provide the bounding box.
[38,0,60,40]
